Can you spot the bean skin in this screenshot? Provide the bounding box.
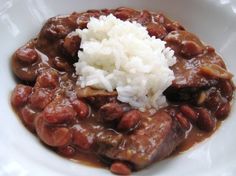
[63,33,81,57]
[11,84,32,107]
[43,97,77,124]
[36,70,58,89]
[35,114,72,147]
[99,103,125,121]
[147,23,167,39]
[71,99,89,119]
[29,88,53,110]
[215,102,231,120]
[175,112,191,130]
[73,127,94,150]
[114,7,139,21]
[197,108,215,132]
[180,105,198,122]
[110,162,131,175]
[21,106,37,131]
[117,110,141,131]
[181,41,203,57]
[57,145,75,157]
[16,47,38,64]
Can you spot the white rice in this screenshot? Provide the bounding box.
[74,14,176,110]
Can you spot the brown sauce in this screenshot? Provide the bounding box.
[174,121,221,155]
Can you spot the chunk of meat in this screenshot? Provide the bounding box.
[164,31,227,89]
[170,52,226,89]
[95,111,186,170]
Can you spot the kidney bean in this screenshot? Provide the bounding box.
[117,110,141,131]
[76,12,100,29]
[181,41,203,57]
[147,23,167,39]
[180,105,198,122]
[218,80,234,100]
[71,99,89,119]
[114,7,139,21]
[53,56,71,71]
[135,10,152,25]
[204,88,222,112]
[175,112,191,130]
[36,70,58,89]
[16,48,38,64]
[43,97,77,124]
[57,145,75,157]
[21,106,37,131]
[215,102,231,120]
[11,84,32,107]
[165,21,185,32]
[206,45,215,53]
[197,108,215,132]
[110,162,131,175]
[63,33,81,57]
[101,9,113,15]
[35,115,72,147]
[73,127,93,150]
[100,103,125,121]
[29,88,53,110]
[45,23,69,40]
[153,13,168,24]
[87,96,117,109]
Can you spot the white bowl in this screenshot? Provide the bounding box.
[0,0,236,175]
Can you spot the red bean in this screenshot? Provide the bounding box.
[53,57,71,71]
[180,105,198,122]
[110,162,131,175]
[21,106,37,131]
[73,127,93,150]
[215,102,231,120]
[77,12,100,29]
[11,84,32,107]
[135,10,152,25]
[100,103,125,121]
[117,110,141,131]
[35,115,72,147]
[154,13,167,24]
[197,108,215,132]
[218,80,234,100]
[175,112,191,130]
[36,70,58,89]
[45,23,68,39]
[71,99,89,119]
[114,7,139,21]
[29,88,53,110]
[16,48,38,64]
[204,88,223,112]
[181,41,203,57]
[43,97,77,124]
[63,33,81,57]
[57,145,75,157]
[165,21,185,32]
[147,23,167,39]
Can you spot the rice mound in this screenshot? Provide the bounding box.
[74,14,176,110]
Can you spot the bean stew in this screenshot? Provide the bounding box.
[11,7,234,175]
